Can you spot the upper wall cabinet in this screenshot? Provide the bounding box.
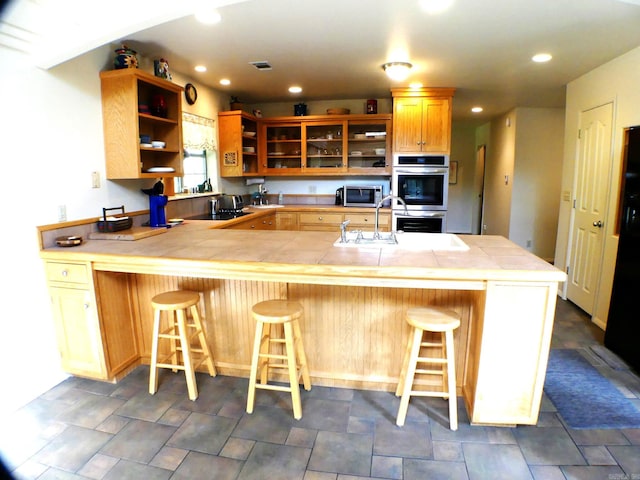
[391,88,455,154]
[219,113,391,177]
[100,69,184,191]
[218,111,259,177]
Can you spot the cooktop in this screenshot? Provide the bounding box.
[185,211,253,221]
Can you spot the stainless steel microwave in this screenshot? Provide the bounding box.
[343,185,383,207]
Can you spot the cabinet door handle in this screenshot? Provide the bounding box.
[61,270,68,277]
[318,216,323,221]
[84,303,90,310]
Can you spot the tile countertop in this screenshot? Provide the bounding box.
[40,219,567,286]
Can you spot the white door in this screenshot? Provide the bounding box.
[566,103,613,313]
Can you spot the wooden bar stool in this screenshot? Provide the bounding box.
[149,290,216,401]
[396,306,461,430]
[246,300,311,420]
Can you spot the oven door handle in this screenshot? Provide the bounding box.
[393,167,448,174]
[394,211,446,218]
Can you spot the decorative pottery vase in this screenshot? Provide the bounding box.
[294,103,307,116]
[153,58,172,80]
[114,46,138,69]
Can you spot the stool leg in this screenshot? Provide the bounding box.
[259,323,273,385]
[395,330,414,397]
[177,308,198,401]
[284,322,303,420]
[396,327,423,426]
[149,309,161,395]
[190,305,217,377]
[169,310,179,372]
[292,319,311,391]
[445,329,458,431]
[247,320,265,414]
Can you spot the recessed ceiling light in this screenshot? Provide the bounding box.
[194,7,221,25]
[532,53,552,63]
[471,106,483,113]
[289,86,302,93]
[194,65,207,73]
[419,0,454,14]
[219,79,231,86]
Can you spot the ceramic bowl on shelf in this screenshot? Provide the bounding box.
[242,146,255,153]
[375,148,386,155]
[245,131,256,137]
[353,134,366,140]
[152,141,166,148]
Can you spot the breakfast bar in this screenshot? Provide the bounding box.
[40,219,566,427]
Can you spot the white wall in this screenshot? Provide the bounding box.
[448,123,478,233]
[510,108,564,260]
[555,45,640,328]
[0,43,231,415]
[480,108,564,258]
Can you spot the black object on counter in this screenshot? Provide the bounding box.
[141,180,164,196]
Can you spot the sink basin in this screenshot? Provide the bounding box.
[251,204,285,209]
[334,231,469,251]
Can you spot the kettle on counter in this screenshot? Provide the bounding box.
[335,187,344,205]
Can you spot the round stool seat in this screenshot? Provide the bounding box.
[152,290,200,310]
[406,307,461,332]
[252,300,304,323]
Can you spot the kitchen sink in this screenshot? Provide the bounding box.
[334,231,469,251]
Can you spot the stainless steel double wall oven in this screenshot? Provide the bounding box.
[391,154,449,233]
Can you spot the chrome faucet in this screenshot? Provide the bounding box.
[374,193,407,239]
[340,219,351,243]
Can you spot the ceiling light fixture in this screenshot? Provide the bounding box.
[382,62,413,81]
[419,0,454,14]
[409,82,423,89]
[289,86,302,94]
[219,79,231,86]
[471,106,483,113]
[194,65,207,72]
[194,7,221,25]
[532,53,552,63]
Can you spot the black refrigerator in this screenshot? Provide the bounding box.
[604,126,640,373]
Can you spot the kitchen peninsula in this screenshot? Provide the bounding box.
[40,216,566,427]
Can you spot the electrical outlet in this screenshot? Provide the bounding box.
[58,205,67,222]
[91,171,101,188]
[526,240,532,248]
[309,185,317,194]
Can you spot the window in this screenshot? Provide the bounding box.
[176,149,207,193]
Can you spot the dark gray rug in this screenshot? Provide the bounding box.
[544,349,640,429]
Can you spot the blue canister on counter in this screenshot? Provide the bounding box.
[294,103,307,116]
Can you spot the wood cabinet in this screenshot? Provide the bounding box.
[226,212,276,230]
[391,88,455,154]
[100,69,184,193]
[276,211,299,230]
[46,261,107,379]
[45,261,138,380]
[344,212,390,232]
[298,212,344,231]
[218,114,391,177]
[218,111,259,177]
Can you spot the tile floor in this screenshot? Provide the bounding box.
[2,299,640,480]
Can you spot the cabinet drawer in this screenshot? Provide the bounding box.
[345,213,390,228]
[299,213,343,225]
[46,262,90,285]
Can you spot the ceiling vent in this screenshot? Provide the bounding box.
[249,61,272,71]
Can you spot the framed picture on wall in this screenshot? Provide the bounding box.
[449,161,458,184]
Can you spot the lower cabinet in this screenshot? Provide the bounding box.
[344,212,390,232]
[276,212,299,231]
[298,212,344,231]
[45,261,138,380]
[227,212,276,230]
[46,261,108,379]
